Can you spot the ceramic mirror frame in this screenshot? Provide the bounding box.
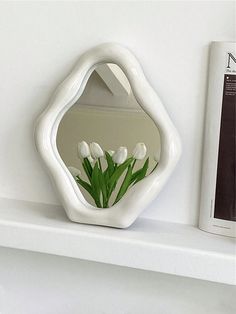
[35,43,181,228]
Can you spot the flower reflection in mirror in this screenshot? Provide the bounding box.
[68,141,159,208]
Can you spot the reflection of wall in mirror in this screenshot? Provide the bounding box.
[78,64,142,111]
[57,108,161,170]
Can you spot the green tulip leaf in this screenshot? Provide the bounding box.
[131,168,142,184]
[133,157,149,185]
[76,177,93,195]
[98,168,108,207]
[76,177,101,208]
[84,157,93,174]
[104,151,115,178]
[82,158,93,183]
[108,157,133,195]
[114,164,133,205]
[91,162,102,207]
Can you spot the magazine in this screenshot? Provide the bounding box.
[199,42,236,237]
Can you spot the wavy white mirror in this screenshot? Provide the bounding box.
[35,43,181,228]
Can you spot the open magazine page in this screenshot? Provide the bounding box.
[199,42,236,237]
[214,73,235,221]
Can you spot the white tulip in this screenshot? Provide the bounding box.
[154,150,161,163]
[112,147,128,165]
[68,166,81,177]
[107,150,115,156]
[78,141,90,159]
[90,142,104,159]
[133,143,147,160]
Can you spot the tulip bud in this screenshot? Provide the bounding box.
[112,147,128,165]
[68,166,81,177]
[107,150,115,156]
[154,150,161,163]
[90,142,104,159]
[78,141,90,159]
[133,143,147,160]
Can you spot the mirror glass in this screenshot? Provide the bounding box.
[57,63,161,208]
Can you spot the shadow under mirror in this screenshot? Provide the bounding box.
[57,63,161,208]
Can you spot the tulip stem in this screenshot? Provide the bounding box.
[151,162,158,174]
[98,158,102,171]
[131,159,136,170]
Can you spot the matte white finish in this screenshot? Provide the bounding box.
[0,2,234,225]
[35,43,181,228]
[1,247,236,314]
[0,198,235,285]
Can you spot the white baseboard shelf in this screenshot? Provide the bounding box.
[0,198,235,285]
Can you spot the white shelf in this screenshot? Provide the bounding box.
[0,198,235,285]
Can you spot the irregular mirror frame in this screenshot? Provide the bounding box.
[56,63,161,209]
[35,43,181,228]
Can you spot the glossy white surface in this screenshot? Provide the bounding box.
[35,43,181,228]
[0,198,235,285]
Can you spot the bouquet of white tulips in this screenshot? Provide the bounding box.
[68,141,159,208]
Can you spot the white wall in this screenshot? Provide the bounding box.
[0,1,235,225]
[0,247,235,314]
